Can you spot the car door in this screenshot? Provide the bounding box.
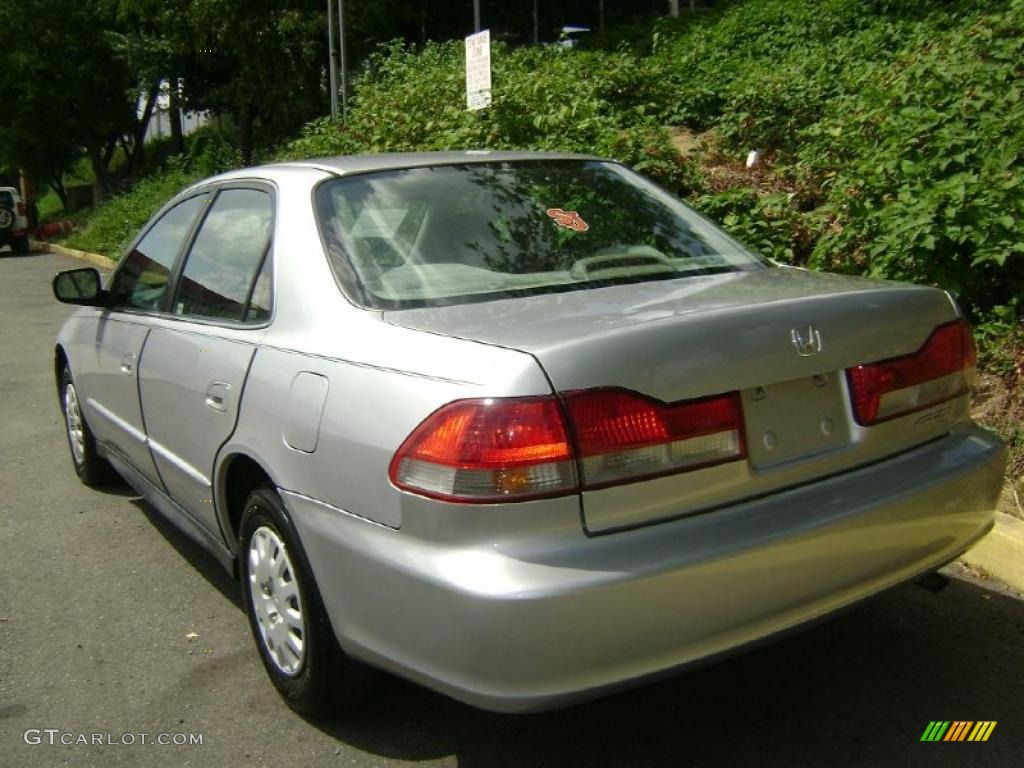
[79,193,208,484]
[137,184,274,534]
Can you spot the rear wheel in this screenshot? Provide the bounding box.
[239,487,373,714]
[60,366,116,486]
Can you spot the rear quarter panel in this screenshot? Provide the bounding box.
[217,313,553,534]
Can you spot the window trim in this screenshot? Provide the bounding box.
[105,189,213,317]
[105,179,277,330]
[164,181,277,328]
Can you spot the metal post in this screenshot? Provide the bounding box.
[533,0,538,43]
[327,0,338,118]
[338,0,349,121]
[473,0,481,32]
[599,0,605,31]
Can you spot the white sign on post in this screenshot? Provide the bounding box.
[465,29,492,111]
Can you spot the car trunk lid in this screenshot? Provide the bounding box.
[385,267,966,531]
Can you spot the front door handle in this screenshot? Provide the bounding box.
[120,352,137,375]
[205,381,231,412]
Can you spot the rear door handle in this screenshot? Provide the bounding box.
[120,352,137,375]
[205,381,231,412]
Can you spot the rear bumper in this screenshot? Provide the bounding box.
[286,426,1005,713]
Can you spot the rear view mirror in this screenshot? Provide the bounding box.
[52,267,106,306]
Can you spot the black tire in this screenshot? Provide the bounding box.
[59,365,117,486]
[239,487,374,715]
[12,234,29,254]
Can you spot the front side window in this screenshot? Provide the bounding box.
[315,160,767,309]
[109,195,207,311]
[172,188,273,322]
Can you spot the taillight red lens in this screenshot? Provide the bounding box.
[847,320,975,425]
[391,389,749,502]
[389,397,576,502]
[564,388,746,489]
[17,202,26,216]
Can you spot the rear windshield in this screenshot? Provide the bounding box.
[0,191,13,208]
[315,160,766,309]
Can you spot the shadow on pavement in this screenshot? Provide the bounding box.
[129,497,242,609]
[309,576,1022,768]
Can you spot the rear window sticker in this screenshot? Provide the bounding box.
[546,208,589,232]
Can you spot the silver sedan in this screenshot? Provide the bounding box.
[52,151,1006,715]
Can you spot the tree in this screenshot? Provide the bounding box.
[0,0,138,197]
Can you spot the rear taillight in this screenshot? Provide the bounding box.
[846,320,976,425]
[389,397,576,502]
[564,389,746,489]
[391,389,748,502]
[16,202,26,216]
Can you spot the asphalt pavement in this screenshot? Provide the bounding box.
[1,250,1022,767]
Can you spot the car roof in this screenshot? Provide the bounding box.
[202,150,605,186]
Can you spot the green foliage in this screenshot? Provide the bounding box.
[279,1,1022,330]
[801,5,1024,314]
[0,0,137,194]
[974,303,1022,377]
[640,0,1022,332]
[64,128,241,256]
[36,189,65,223]
[279,41,700,197]
[64,167,198,257]
[692,189,819,264]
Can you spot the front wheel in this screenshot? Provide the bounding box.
[239,487,373,714]
[60,366,116,486]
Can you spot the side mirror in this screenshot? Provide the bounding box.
[52,267,107,306]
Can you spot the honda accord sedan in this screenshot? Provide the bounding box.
[52,151,1006,715]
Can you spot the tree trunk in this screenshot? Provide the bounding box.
[237,101,255,166]
[48,175,68,208]
[119,135,133,167]
[85,137,112,199]
[102,137,118,169]
[128,79,161,176]
[169,82,185,155]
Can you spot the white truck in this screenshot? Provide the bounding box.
[0,186,30,253]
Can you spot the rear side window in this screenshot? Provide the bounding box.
[110,195,207,311]
[172,188,273,322]
[244,255,273,322]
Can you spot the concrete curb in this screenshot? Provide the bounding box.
[961,511,1024,592]
[32,239,115,269]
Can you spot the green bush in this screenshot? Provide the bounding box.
[64,128,241,257]
[279,41,700,197]
[693,188,819,264]
[802,5,1024,314]
[633,0,1022,337]
[63,165,198,256]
